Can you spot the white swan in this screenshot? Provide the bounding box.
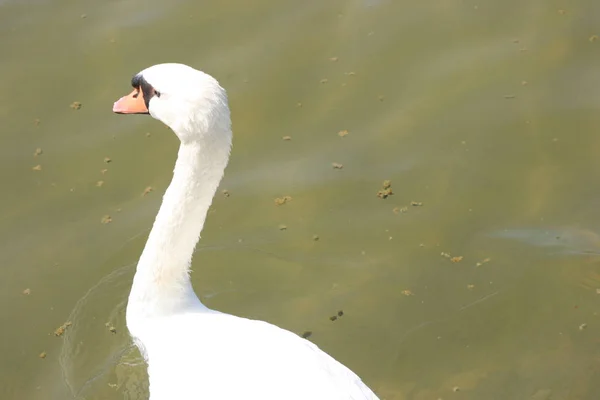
[112,63,380,400]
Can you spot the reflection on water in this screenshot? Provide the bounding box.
[2,0,600,399]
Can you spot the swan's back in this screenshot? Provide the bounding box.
[141,312,378,400]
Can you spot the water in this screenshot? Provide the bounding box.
[1,0,600,399]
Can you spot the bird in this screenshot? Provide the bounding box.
[112,63,380,400]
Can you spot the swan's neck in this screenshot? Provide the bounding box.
[128,135,230,319]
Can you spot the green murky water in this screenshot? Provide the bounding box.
[2,0,600,399]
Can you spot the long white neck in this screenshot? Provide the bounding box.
[128,133,230,320]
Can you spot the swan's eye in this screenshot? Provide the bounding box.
[155,90,161,98]
[132,89,140,98]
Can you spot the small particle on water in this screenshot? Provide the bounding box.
[475,257,491,267]
[34,118,41,126]
[329,57,338,62]
[145,132,151,137]
[32,165,42,171]
[312,234,319,241]
[450,256,463,263]
[108,383,118,389]
[103,157,112,163]
[504,94,516,99]
[378,95,385,102]
[521,80,528,86]
[337,310,344,317]
[332,162,343,169]
[467,284,475,290]
[222,189,230,197]
[441,252,451,258]
[596,288,600,294]
[579,323,587,331]
[34,148,43,157]
[39,351,47,359]
[96,181,104,187]
[101,169,108,174]
[278,224,287,231]
[401,290,414,296]
[104,322,117,334]
[70,101,82,110]
[320,78,328,84]
[282,136,292,141]
[337,130,349,137]
[589,35,599,42]
[345,72,356,77]
[101,215,112,224]
[329,315,338,322]
[411,201,423,207]
[296,102,303,108]
[558,9,567,15]
[274,196,292,205]
[54,321,72,337]
[377,180,393,199]
[453,386,460,392]
[23,288,31,295]
[142,186,153,196]
[80,13,87,18]
[301,331,312,339]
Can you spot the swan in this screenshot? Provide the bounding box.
[112,63,380,400]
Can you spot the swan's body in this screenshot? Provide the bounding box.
[113,63,379,400]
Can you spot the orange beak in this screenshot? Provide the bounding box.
[113,88,149,114]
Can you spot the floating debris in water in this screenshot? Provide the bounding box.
[332,162,343,169]
[96,181,104,187]
[101,215,112,224]
[337,130,349,137]
[32,165,42,171]
[450,256,463,263]
[596,288,600,294]
[33,148,43,157]
[453,386,460,392]
[222,189,230,197]
[282,136,292,141]
[80,13,87,19]
[344,72,356,77]
[504,94,516,99]
[312,234,319,241]
[329,57,338,62]
[142,186,153,196]
[274,196,292,206]
[411,201,423,207]
[278,224,287,231]
[103,157,112,163]
[105,322,117,334]
[329,315,338,321]
[34,118,41,126]
[475,257,491,267]
[521,80,528,86]
[393,206,408,214]
[319,78,328,84]
[337,310,344,317]
[467,284,475,290]
[296,102,302,108]
[558,9,567,15]
[54,321,72,337]
[579,323,587,331]
[377,180,393,199]
[101,169,108,174]
[39,351,47,359]
[378,95,385,102]
[401,290,414,296]
[589,35,598,42]
[22,288,31,295]
[70,101,82,110]
[301,331,312,339]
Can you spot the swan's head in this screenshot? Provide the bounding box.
[113,63,231,144]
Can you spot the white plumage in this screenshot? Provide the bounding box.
[113,63,379,400]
